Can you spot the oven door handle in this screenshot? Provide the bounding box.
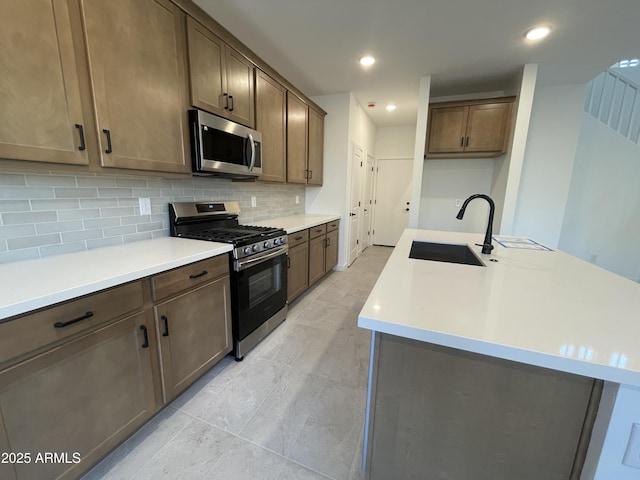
[235,246,288,272]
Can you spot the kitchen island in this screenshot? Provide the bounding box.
[358,229,640,480]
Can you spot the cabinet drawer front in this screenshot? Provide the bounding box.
[326,220,339,232]
[151,254,229,301]
[288,229,309,248]
[0,281,145,365]
[309,224,326,239]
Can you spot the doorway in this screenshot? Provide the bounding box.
[373,158,413,246]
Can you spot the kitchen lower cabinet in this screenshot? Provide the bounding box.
[308,234,327,288]
[325,228,339,272]
[0,0,90,166]
[287,242,309,303]
[154,275,232,403]
[0,311,157,480]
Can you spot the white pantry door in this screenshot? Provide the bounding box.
[348,144,364,265]
[373,158,412,246]
[361,153,375,250]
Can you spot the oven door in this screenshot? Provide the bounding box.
[232,247,288,341]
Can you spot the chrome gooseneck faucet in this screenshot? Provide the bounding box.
[456,194,495,254]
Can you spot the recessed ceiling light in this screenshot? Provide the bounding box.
[359,56,375,66]
[525,25,551,41]
[386,104,397,111]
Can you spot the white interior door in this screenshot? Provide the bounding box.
[373,158,413,246]
[349,144,364,265]
[362,153,375,250]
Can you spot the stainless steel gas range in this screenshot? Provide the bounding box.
[169,201,287,360]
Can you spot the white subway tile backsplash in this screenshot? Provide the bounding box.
[0,200,31,212]
[55,187,98,198]
[2,211,57,225]
[36,220,84,234]
[1,186,54,199]
[7,233,61,250]
[0,225,36,239]
[0,170,305,264]
[30,199,80,211]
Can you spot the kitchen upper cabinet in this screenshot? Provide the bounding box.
[0,311,157,480]
[187,17,255,128]
[426,97,515,158]
[287,92,309,184]
[80,0,190,173]
[308,107,325,185]
[286,93,326,185]
[256,70,286,182]
[0,0,89,166]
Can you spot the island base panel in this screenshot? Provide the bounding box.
[365,332,602,480]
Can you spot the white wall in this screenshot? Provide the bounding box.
[307,93,376,269]
[419,159,495,233]
[493,63,538,235]
[512,83,586,248]
[375,126,415,159]
[558,113,640,282]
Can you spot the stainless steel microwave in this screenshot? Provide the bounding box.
[189,109,262,178]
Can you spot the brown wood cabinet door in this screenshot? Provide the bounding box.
[155,276,232,403]
[427,106,468,154]
[308,108,325,185]
[0,0,89,166]
[187,17,227,118]
[287,242,309,302]
[308,234,326,287]
[80,0,189,173]
[225,48,255,128]
[0,311,156,480]
[256,71,286,182]
[325,228,338,273]
[465,102,512,152]
[287,92,309,184]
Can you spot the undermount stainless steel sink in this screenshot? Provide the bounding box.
[409,241,485,266]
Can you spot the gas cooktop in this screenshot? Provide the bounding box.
[169,201,288,259]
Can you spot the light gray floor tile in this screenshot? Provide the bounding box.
[276,460,333,480]
[195,358,292,434]
[82,407,191,480]
[210,436,287,480]
[131,418,235,480]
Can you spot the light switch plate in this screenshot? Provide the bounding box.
[251,196,256,208]
[623,423,640,468]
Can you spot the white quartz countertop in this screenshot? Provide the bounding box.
[248,214,340,234]
[0,237,232,320]
[358,229,640,386]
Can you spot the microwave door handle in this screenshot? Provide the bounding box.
[248,133,256,171]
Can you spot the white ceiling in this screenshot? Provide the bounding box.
[194,0,640,127]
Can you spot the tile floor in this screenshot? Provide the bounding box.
[82,246,393,480]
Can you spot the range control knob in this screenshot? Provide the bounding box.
[252,244,260,252]
[273,238,280,246]
[280,236,287,244]
[243,247,252,255]
[263,241,271,248]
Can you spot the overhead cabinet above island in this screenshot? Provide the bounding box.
[425,96,515,159]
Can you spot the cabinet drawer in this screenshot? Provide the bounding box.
[326,220,339,232]
[288,229,309,248]
[0,281,145,365]
[309,224,326,239]
[151,255,229,302]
